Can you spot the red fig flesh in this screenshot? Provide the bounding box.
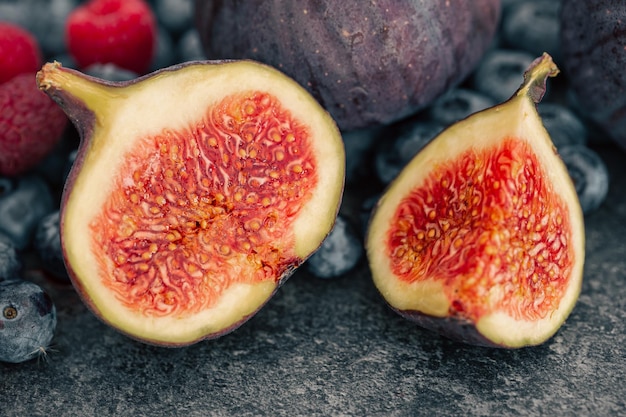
[366,54,585,348]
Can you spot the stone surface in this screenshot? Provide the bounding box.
[1,145,625,417]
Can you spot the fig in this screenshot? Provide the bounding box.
[36,60,345,346]
[560,0,626,150]
[195,0,501,131]
[366,54,585,348]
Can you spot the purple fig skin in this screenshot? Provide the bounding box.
[560,0,626,149]
[393,308,505,348]
[195,0,501,131]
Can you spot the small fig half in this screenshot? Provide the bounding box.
[36,60,345,346]
[366,54,585,348]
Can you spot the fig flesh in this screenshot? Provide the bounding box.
[366,54,585,348]
[36,60,345,346]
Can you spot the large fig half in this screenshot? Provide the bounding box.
[366,54,585,348]
[36,60,345,346]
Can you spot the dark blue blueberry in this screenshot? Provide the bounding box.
[0,279,56,363]
[472,49,536,103]
[63,148,78,183]
[306,215,364,279]
[342,127,379,184]
[0,233,21,282]
[177,29,207,63]
[375,119,444,184]
[559,145,610,215]
[1,0,78,58]
[34,210,68,281]
[0,176,17,198]
[0,175,55,250]
[428,88,496,126]
[151,26,177,71]
[85,63,139,82]
[360,194,381,238]
[501,1,561,61]
[538,102,588,149]
[0,1,31,30]
[154,0,194,35]
[35,132,79,193]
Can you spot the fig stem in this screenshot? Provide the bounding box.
[515,53,560,104]
[36,61,120,119]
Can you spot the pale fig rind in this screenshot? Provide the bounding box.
[37,60,345,346]
[366,53,585,348]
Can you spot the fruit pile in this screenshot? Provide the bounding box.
[0,0,618,361]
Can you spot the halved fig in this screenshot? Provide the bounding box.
[366,54,585,348]
[36,60,345,346]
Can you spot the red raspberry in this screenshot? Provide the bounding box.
[0,23,43,84]
[0,73,68,177]
[66,0,157,74]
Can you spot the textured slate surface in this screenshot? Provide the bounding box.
[1,145,624,417]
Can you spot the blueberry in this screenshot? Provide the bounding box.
[177,29,207,63]
[0,175,55,250]
[306,216,364,279]
[154,0,194,35]
[343,127,379,184]
[85,63,139,82]
[360,194,381,237]
[0,233,21,282]
[375,119,444,184]
[538,102,588,149]
[501,1,561,61]
[0,176,17,198]
[151,26,177,71]
[0,279,57,363]
[63,148,78,183]
[428,88,496,126]
[559,145,610,215]
[472,49,536,103]
[34,210,68,281]
[39,0,80,57]
[0,1,30,30]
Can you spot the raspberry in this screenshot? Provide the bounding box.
[0,23,43,85]
[66,0,157,74]
[0,73,68,177]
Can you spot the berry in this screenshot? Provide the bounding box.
[428,88,496,126]
[0,175,54,250]
[306,216,364,279]
[66,0,157,74]
[0,233,21,282]
[559,145,610,215]
[538,102,588,149]
[0,22,42,84]
[177,28,207,63]
[34,210,68,281]
[375,119,444,184]
[0,279,57,364]
[150,27,176,71]
[472,49,536,103]
[501,1,561,61]
[343,127,379,184]
[154,0,194,35]
[0,73,68,176]
[85,63,139,81]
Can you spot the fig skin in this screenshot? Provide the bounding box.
[366,54,585,349]
[560,0,626,150]
[195,0,501,131]
[37,60,345,346]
